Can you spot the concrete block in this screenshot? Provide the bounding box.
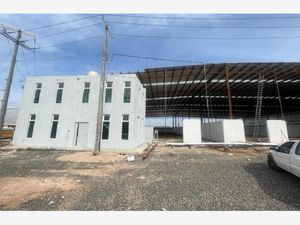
[223,119,246,143]
[266,120,289,144]
[201,119,246,143]
[145,126,154,143]
[201,121,224,142]
[183,119,201,143]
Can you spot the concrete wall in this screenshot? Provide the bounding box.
[13,73,146,151]
[101,74,146,150]
[223,120,246,143]
[183,119,201,143]
[201,119,246,143]
[145,126,154,144]
[202,121,224,142]
[266,120,289,144]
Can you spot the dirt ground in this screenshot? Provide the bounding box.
[0,143,299,210]
[0,177,77,209]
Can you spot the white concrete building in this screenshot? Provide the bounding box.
[13,72,148,151]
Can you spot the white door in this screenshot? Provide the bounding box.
[273,141,294,172]
[291,143,300,177]
[74,122,89,148]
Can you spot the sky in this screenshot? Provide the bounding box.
[1,14,300,108]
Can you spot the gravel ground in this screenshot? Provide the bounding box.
[0,146,299,211]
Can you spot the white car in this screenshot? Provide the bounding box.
[268,140,300,178]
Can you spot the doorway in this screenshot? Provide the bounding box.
[74,122,89,147]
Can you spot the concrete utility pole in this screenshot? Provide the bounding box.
[0,24,35,135]
[94,16,112,155]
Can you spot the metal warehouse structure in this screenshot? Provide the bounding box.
[137,62,300,120]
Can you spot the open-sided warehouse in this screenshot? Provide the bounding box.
[137,62,300,139]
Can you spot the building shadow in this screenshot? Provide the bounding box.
[243,162,300,210]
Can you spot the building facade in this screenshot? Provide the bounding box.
[12,72,147,151]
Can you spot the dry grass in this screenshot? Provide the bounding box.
[0,177,78,209]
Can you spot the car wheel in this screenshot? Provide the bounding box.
[268,155,280,171]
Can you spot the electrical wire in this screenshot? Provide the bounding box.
[36,22,102,40]
[18,52,201,64]
[17,54,101,62]
[112,53,202,64]
[0,53,11,73]
[37,35,103,49]
[106,20,300,29]
[113,33,300,40]
[105,14,300,21]
[21,47,30,76]
[33,38,37,76]
[27,14,100,31]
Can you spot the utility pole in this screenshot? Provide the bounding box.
[94,16,112,155]
[0,24,35,136]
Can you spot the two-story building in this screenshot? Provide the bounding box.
[12,72,148,151]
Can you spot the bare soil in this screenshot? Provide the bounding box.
[56,151,126,163]
[0,177,77,209]
[0,145,299,210]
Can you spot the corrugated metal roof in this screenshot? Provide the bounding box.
[137,62,300,118]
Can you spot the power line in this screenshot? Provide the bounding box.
[37,35,103,49]
[17,54,101,62]
[34,31,300,51]
[25,16,300,48]
[113,33,300,40]
[18,52,202,64]
[106,14,300,21]
[21,47,30,76]
[106,20,300,29]
[27,14,100,31]
[36,22,102,40]
[0,53,11,73]
[112,53,202,64]
[33,39,37,76]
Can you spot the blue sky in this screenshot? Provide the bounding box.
[1,14,300,107]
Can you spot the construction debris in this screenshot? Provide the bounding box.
[142,142,158,161]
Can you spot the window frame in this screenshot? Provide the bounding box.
[105,81,113,103]
[123,81,131,103]
[33,83,42,104]
[121,114,129,140]
[102,114,110,140]
[82,82,90,103]
[27,114,36,138]
[50,114,59,139]
[56,82,64,103]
